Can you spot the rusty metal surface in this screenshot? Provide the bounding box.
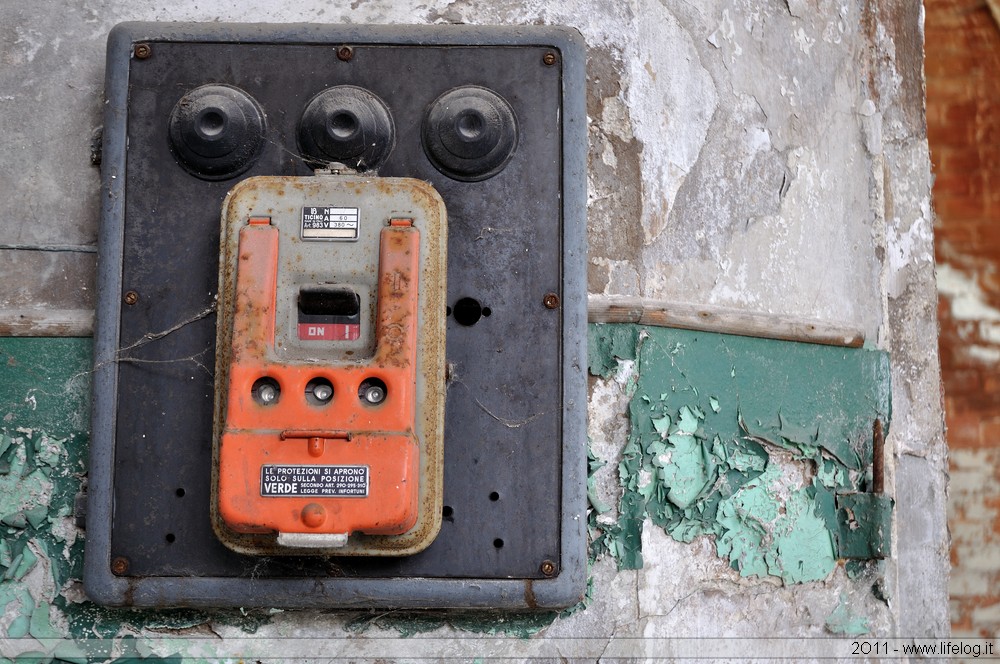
[86,22,587,609]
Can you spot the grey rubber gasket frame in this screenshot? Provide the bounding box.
[86,22,588,610]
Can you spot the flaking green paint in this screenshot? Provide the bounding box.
[826,593,871,635]
[588,324,892,584]
[0,339,239,661]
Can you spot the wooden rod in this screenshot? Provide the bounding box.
[587,296,865,348]
[0,309,95,337]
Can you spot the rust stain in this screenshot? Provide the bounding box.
[523,579,539,609]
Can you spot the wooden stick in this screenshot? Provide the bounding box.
[0,309,95,337]
[588,296,865,348]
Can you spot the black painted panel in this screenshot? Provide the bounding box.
[111,41,563,579]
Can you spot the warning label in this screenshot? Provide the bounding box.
[260,464,369,497]
[301,206,360,240]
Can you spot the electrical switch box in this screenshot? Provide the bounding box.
[86,23,587,610]
[214,175,447,556]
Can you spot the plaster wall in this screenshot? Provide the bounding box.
[0,0,947,658]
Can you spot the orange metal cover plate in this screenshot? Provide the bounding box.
[212,175,447,557]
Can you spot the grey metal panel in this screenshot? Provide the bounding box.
[86,21,587,610]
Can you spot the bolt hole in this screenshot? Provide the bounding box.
[453,297,484,326]
[175,488,186,498]
[198,109,225,137]
[442,505,454,518]
[456,110,485,140]
[165,533,176,544]
[489,491,500,501]
[493,538,504,549]
[482,307,492,317]
[329,111,359,139]
[359,377,387,405]
[252,377,281,406]
[305,377,334,405]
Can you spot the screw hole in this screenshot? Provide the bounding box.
[456,110,485,140]
[453,297,484,326]
[165,533,176,544]
[489,491,500,501]
[442,505,453,518]
[482,307,492,317]
[175,488,186,498]
[446,305,452,316]
[493,538,504,549]
[329,111,359,139]
[198,109,225,137]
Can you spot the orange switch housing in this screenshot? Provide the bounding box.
[211,175,447,557]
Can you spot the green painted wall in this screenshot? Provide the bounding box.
[0,327,892,660]
[588,324,892,583]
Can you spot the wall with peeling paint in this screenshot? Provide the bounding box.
[0,0,947,659]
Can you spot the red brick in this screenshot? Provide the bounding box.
[980,417,1000,447]
[969,220,1000,248]
[946,408,983,448]
[936,195,986,220]
[948,368,983,394]
[982,375,1000,394]
[935,224,977,247]
[927,120,977,147]
[927,76,974,100]
[929,0,1000,636]
[926,53,982,77]
[944,100,981,123]
[937,147,984,173]
[933,172,977,197]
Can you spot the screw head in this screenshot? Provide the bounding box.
[542,52,557,66]
[540,559,557,576]
[124,291,139,305]
[111,556,129,575]
[364,385,386,404]
[312,384,333,402]
[134,43,151,60]
[258,384,278,404]
[543,292,560,309]
[337,46,353,62]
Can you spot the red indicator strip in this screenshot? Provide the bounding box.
[298,323,360,340]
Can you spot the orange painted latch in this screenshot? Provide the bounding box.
[212,174,447,556]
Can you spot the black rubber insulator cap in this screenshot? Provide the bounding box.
[298,86,394,172]
[168,84,265,180]
[422,86,518,182]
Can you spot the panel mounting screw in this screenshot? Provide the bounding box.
[124,291,139,305]
[111,556,129,575]
[542,52,557,66]
[337,46,353,62]
[258,384,278,404]
[134,43,151,60]
[540,559,557,576]
[363,385,386,404]
[543,292,560,309]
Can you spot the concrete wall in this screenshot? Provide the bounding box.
[0,0,947,659]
